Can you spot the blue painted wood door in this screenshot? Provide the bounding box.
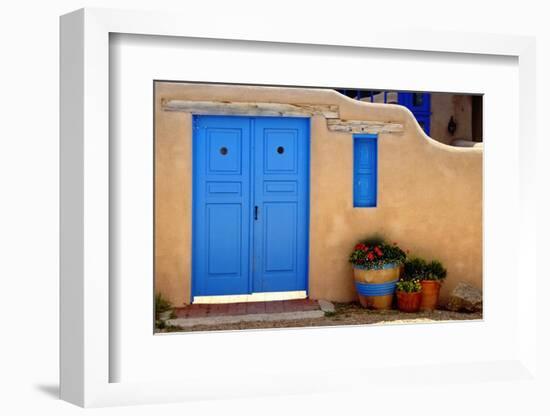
[192,116,309,297]
[252,117,309,293]
[192,116,252,296]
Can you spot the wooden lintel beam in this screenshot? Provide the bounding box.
[327,119,404,134]
[162,99,340,119]
[161,99,403,134]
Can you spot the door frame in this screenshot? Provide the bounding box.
[190,114,311,302]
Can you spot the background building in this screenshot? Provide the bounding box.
[335,89,483,147]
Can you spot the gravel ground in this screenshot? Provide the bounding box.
[157,302,482,333]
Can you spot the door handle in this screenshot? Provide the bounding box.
[254,206,259,220]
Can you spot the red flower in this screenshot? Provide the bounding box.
[367,252,375,261]
[355,243,366,251]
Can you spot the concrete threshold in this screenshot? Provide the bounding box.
[193,290,307,304]
[166,310,325,328]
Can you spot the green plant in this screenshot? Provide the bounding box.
[424,260,447,281]
[396,279,422,293]
[348,237,406,269]
[402,258,447,281]
[155,292,173,319]
[402,257,427,280]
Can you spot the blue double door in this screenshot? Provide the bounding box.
[192,115,310,298]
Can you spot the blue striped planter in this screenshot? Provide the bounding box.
[352,263,401,309]
[354,279,398,309]
[355,279,399,296]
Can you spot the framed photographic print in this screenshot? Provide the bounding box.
[60,7,539,408]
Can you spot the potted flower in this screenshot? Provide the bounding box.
[349,237,406,309]
[419,260,447,311]
[395,279,422,312]
[403,258,447,311]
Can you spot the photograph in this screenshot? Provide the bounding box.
[153,82,483,333]
[0,0,544,412]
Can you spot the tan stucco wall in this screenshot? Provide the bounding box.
[155,82,482,308]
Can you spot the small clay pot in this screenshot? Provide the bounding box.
[396,290,422,313]
[419,280,441,311]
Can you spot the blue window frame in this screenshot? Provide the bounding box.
[353,134,378,207]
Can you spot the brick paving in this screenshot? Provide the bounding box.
[174,298,320,319]
[161,302,482,333]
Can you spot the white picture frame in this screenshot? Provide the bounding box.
[60,7,539,408]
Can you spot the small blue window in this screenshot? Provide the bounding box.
[353,134,378,207]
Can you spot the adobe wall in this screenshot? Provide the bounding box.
[155,82,482,307]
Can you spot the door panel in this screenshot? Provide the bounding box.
[193,116,251,296]
[206,204,242,275]
[253,118,309,293]
[264,202,297,272]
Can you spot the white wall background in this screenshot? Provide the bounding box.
[0,0,548,414]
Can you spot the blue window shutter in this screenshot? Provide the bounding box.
[353,134,378,207]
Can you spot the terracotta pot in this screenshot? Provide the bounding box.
[419,280,441,311]
[353,264,401,310]
[396,290,422,313]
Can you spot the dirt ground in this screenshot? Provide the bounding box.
[157,302,482,333]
